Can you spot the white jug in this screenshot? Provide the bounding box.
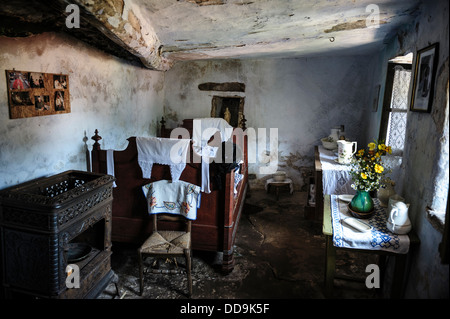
[337,140,357,164]
[329,128,341,141]
[387,194,405,213]
[386,200,411,234]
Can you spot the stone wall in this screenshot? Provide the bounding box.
[0,32,165,190]
[163,56,376,189]
[369,0,449,298]
[399,0,449,298]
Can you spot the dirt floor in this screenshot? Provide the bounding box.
[98,188,381,301]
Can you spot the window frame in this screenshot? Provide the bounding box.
[378,62,412,145]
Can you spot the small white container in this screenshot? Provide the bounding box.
[273,171,287,182]
[321,137,337,150]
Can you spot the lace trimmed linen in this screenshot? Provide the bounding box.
[136,136,190,182]
[192,118,233,193]
[106,149,117,187]
[318,146,355,195]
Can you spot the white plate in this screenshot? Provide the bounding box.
[342,217,373,232]
[338,194,353,202]
[333,159,350,165]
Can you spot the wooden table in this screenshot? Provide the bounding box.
[322,195,420,298]
[314,146,323,220]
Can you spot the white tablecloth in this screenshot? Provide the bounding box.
[318,146,355,195]
[331,195,410,254]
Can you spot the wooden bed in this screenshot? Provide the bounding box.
[90,118,248,273]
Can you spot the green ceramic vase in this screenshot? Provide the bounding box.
[350,190,374,213]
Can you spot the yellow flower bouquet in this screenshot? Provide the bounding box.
[350,140,392,192]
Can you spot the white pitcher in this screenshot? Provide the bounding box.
[387,194,405,213]
[329,127,341,141]
[386,200,411,234]
[337,140,357,164]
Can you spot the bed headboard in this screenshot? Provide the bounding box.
[89,118,248,263]
[90,120,248,218]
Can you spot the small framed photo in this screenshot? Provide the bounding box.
[54,91,65,111]
[410,43,439,112]
[8,71,30,90]
[29,72,45,88]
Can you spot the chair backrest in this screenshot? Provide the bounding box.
[152,213,192,233]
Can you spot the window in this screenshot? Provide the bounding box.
[379,57,412,155]
[378,54,412,185]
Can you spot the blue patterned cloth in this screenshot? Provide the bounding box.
[331,195,410,254]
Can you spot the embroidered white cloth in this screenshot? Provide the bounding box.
[106,149,117,188]
[142,180,201,220]
[136,136,190,182]
[318,146,355,195]
[234,169,244,196]
[331,195,410,254]
[192,118,234,193]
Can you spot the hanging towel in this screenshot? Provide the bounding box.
[106,149,117,188]
[142,180,201,220]
[192,118,233,193]
[192,118,233,149]
[136,136,190,182]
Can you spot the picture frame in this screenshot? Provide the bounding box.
[5,69,70,119]
[409,43,439,112]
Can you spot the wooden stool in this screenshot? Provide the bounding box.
[265,178,294,200]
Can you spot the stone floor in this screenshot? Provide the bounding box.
[98,188,380,300]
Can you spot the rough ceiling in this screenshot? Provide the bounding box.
[0,0,422,71]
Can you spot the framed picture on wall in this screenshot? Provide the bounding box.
[5,69,70,119]
[410,43,439,112]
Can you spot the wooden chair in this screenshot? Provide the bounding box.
[138,213,193,297]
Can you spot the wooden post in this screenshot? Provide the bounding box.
[314,146,323,221]
[160,117,166,137]
[222,169,235,273]
[91,129,102,173]
[324,235,336,297]
[91,129,102,150]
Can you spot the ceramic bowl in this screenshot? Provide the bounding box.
[386,220,411,234]
[347,203,375,219]
[321,137,337,150]
[273,171,287,181]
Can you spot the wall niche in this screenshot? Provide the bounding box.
[210,96,245,128]
[198,82,246,128]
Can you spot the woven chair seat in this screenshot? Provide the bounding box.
[140,231,191,255]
